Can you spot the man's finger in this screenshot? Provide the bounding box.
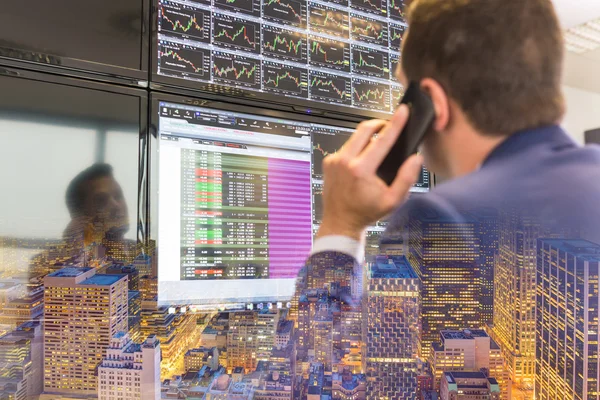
[340,119,387,158]
[357,105,410,171]
[389,153,424,201]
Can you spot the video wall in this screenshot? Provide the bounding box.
[155,0,407,114]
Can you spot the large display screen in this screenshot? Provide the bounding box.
[157,101,429,306]
[0,1,147,77]
[156,0,407,115]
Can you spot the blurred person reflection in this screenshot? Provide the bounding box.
[64,163,129,248]
[30,163,136,280]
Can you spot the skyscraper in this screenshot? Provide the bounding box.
[0,321,43,400]
[139,300,199,378]
[364,256,420,400]
[98,332,161,400]
[474,209,499,325]
[43,267,128,396]
[227,310,278,372]
[535,239,600,399]
[408,209,481,360]
[492,212,540,393]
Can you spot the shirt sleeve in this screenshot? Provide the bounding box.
[310,235,365,264]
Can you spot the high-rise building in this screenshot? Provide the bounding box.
[0,321,43,400]
[43,267,128,396]
[364,256,420,400]
[0,284,44,329]
[275,320,293,348]
[306,362,325,400]
[105,264,140,291]
[97,332,161,400]
[439,371,500,400]
[492,212,540,394]
[139,300,199,378]
[128,290,142,341]
[429,329,506,399]
[535,239,600,400]
[474,209,499,325]
[227,310,278,373]
[408,210,481,360]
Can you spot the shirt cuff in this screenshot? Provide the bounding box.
[311,235,365,264]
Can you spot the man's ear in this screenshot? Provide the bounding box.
[420,78,450,132]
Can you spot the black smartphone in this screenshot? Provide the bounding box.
[377,81,435,185]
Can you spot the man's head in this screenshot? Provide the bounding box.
[397,0,565,178]
[65,163,129,235]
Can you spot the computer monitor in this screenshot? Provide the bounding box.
[155,98,429,307]
[153,0,408,120]
[0,0,148,80]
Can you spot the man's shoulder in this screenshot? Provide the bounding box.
[390,141,600,237]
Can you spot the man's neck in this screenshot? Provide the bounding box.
[451,132,508,177]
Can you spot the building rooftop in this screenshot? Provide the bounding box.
[445,371,488,381]
[48,267,92,277]
[441,329,489,341]
[540,238,600,261]
[81,274,124,286]
[277,320,293,335]
[369,256,417,279]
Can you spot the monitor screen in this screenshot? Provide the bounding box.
[156,100,429,306]
[155,0,407,116]
[0,0,147,77]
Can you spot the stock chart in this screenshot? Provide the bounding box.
[352,44,389,78]
[213,51,262,89]
[353,78,390,111]
[215,0,261,17]
[157,0,407,113]
[350,14,388,47]
[309,36,350,72]
[309,71,351,105]
[264,0,307,27]
[263,26,307,62]
[311,130,350,177]
[263,61,309,97]
[388,0,407,20]
[389,22,405,51]
[350,0,387,15]
[160,1,211,42]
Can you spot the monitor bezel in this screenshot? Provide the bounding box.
[0,0,150,83]
[149,0,399,123]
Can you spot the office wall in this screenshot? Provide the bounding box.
[561,85,600,145]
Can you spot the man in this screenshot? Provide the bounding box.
[292,0,600,397]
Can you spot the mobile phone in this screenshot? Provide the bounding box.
[376,81,435,186]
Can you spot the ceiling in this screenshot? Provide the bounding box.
[552,0,600,93]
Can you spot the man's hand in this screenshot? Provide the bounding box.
[317,105,424,241]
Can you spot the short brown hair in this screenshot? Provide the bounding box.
[402,0,565,135]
